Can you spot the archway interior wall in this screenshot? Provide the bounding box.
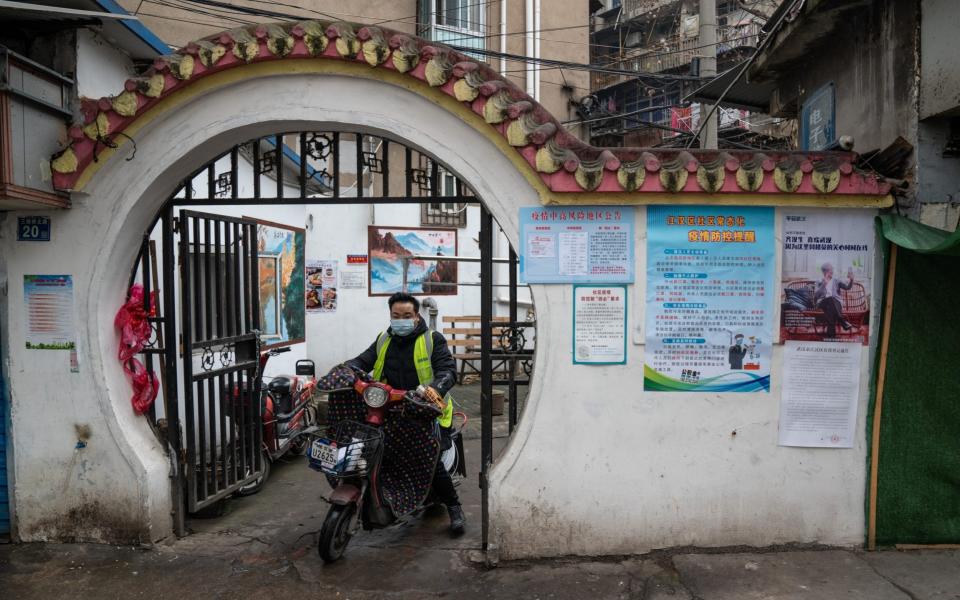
[2,71,875,556]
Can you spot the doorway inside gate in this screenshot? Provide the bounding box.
[127,130,535,553]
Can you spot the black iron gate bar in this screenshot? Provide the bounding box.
[177,210,263,513]
[169,131,479,205]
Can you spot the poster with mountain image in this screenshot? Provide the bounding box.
[367,226,457,296]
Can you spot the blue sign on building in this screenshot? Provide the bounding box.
[17,216,50,241]
[800,83,836,151]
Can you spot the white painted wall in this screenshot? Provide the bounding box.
[75,29,136,100]
[0,70,878,557]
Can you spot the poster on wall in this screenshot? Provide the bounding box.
[519,207,634,283]
[306,259,338,313]
[367,226,457,296]
[340,270,366,290]
[250,218,305,347]
[644,206,775,392]
[24,274,75,350]
[779,341,862,447]
[573,285,627,364]
[781,209,874,345]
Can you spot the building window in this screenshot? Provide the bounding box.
[421,201,468,228]
[436,0,483,32]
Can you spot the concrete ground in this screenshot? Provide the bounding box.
[3,385,959,599]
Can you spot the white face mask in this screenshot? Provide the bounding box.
[390,318,416,336]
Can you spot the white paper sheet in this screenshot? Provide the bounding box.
[779,340,862,447]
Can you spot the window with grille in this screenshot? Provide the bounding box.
[422,201,468,228]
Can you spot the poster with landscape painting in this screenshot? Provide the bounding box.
[249,217,305,347]
[368,226,458,296]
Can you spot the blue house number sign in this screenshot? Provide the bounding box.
[17,216,51,241]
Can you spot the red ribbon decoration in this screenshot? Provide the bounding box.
[116,284,159,414]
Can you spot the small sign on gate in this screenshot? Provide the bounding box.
[17,216,51,241]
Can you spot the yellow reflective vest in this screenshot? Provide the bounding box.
[371,330,454,428]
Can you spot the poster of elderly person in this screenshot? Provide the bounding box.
[781,209,875,344]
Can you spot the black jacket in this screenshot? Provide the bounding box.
[348,319,457,397]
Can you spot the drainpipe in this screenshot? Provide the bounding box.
[525,0,534,97]
[422,297,439,331]
[500,0,507,75]
[533,0,541,102]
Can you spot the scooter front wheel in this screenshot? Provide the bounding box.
[318,504,356,563]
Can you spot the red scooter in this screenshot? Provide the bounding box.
[237,345,318,496]
[308,365,466,562]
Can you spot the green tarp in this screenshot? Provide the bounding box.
[871,214,960,545]
[877,213,960,256]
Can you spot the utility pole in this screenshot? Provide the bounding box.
[698,0,718,149]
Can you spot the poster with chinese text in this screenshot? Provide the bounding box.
[781,209,874,345]
[779,341,862,447]
[24,274,75,350]
[306,259,338,313]
[520,207,634,283]
[573,285,627,364]
[644,206,775,392]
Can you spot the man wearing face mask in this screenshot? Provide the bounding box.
[347,292,464,535]
[729,333,748,370]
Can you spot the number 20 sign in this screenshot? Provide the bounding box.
[18,216,51,242]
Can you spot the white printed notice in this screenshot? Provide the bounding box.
[558,232,589,276]
[779,340,862,447]
[573,285,627,364]
[519,207,635,283]
[24,274,75,350]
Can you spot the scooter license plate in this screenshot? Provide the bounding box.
[310,439,339,470]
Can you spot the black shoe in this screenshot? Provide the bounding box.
[447,505,466,535]
[841,320,852,331]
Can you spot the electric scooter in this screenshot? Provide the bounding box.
[308,364,466,562]
[237,345,318,496]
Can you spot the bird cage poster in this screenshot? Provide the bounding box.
[251,218,306,347]
[367,226,458,296]
[781,209,874,345]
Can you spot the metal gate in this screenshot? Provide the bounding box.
[177,210,263,512]
[128,130,536,545]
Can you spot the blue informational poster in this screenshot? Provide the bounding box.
[644,206,775,392]
[519,206,634,283]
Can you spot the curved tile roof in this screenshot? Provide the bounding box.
[50,20,891,198]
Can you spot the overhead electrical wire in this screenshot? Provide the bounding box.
[684,0,804,148]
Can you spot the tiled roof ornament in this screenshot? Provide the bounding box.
[451,62,485,102]
[736,154,770,192]
[295,20,329,56]
[575,149,620,191]
[422,46,454,87]
[327,22,360,58]
[616,152,658,192]
[535,139,578,174]
[774,157,807,193]
[389,34,420,73]
[660,152,697,193]
[225,27,259,62]
[187,40,226,67]
[258,24,294,57]
[357,26,389,66]
[811,157,845,193]
[696,154,738,193]
[46,19,892,200]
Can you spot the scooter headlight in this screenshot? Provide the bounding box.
[363,385,388,408]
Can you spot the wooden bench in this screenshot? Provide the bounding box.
[442,316,512,384]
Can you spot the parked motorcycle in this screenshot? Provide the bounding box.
[237,345,318,496]
[308,364,466,562]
